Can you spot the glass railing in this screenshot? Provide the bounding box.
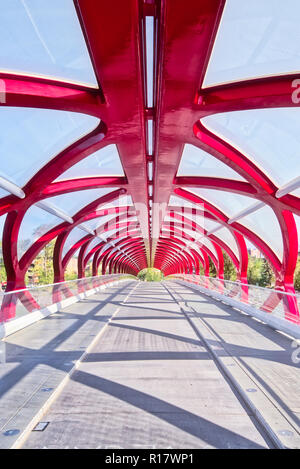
[168,274,300,326]
[0,274,136,325]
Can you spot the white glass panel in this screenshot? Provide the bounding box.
[0,107,99,187]
[145,16,154,108]
[164,213,218,237]
[101,229,119,240]
[168,195,202,210]
[177,144,244,180]
[0,215,6,276]
[94,214,120,233]
[203,0,300,87]
[0,0,97,86]
[186,188,254,218]
[295,215,300,235]
[46,188,116,217]
[291,187,300,198]
[102,195,133,208]
[202,108,300,187]
[240,205,283,262]
[18,205,61,259]
[214,227,239,258]
[80,214,121,234]
[246,239,263,258]
[202,108,300,188]
[0,188,11,199]
[56,145,125,180]
[87,237,102,252]
[198,237,218,259]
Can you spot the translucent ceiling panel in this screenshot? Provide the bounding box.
[18,204,61,259]
[101,229,119,241]
[214,227,239,259]
[239,205,283,262]
[177,144,244,180]
[164,213,219,236]
[62,227,87,258]
[295,215,300,235]
[95,215,121,236]
[0,107,99,187]
[186,188,253,218]
[46,188,116,217]
[202,108,300,188]
[0,0,97,86]
[203,0,300,87]
[56,145,125,180]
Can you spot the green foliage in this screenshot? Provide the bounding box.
[137,268,164,282]
[199,262,204,275]
[260,258,274,287]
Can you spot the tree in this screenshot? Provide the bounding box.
[137,268,164,281]
[260,258,274,287]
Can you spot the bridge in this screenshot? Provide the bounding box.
[0,0,300,450]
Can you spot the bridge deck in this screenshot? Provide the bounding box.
[1,281,300,449]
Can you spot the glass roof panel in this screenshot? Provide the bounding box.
[203,0,300,87]
[0,107,99,188]
[177,144,245,180]
[164,213,218,236]
[291,187,300,198]
[239,205,283,262]
[185,188,254,218]
[18,204,61,259]
[0,0,97,86]
[213,227,239,258]
[46,188,116,217]
[94,214,120,233]
[168,195,203,210]
[202,108,300,188]
[56,145,125,180]
[0,188,11,199]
